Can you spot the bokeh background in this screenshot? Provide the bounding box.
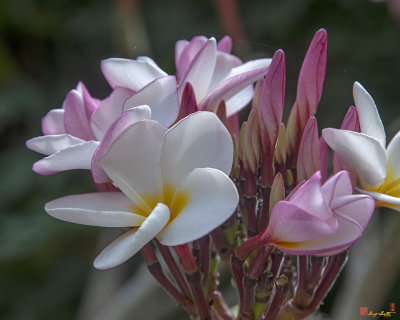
[1,0,400,319]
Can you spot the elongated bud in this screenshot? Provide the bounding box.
[243,110,261,173]
[269,172,285,214]
[259,49,286,152]
[297,117,319,182]
[176,82,198,122]
[232,134,240,179]
[252,78,264,112]
[274,123,288,167]
[287,29,327,159]
[319,136,328,183]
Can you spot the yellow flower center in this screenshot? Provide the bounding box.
[369,165,400,207]
[129,184,191,224]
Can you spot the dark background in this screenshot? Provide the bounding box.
[1,0,400,319]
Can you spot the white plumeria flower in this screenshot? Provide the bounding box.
[323,82,400,211]
[44,111,239,269]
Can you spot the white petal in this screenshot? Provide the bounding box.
[45,192,144,227]
[353,82,386,147]
[158,168,238,246]
[225,58,271,79]
[101,58,167,91]
[160,112,233,188]
[386,130,400,177]
[33,140,99,174]
[94,203,170,269]
[90,88,133,140]
[99,120,166,207]
[26,134,86,155]
[124,76,179,127]
[42,109,65,135]
[178,38,217,102]
[225,85,255,117]
[322,128,387,187]
[358,188,400,207]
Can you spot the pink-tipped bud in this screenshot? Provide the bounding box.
[297,117,319,182]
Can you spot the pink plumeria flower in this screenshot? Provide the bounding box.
[323,82,400,211]
[237,171,374,258]
[102,35,271,117]
[44,111,239,269]
[26,78,179,176]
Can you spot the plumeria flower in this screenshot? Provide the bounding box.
[323,82,400,211]
[26,78,179,177]
[236,171,374,258]
[102,35,271,117]
[44,111,239,269]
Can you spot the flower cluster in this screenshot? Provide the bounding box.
[27,30,398,320]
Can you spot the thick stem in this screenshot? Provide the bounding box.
[211,228,235,264]
[231,255,245,310]
[264,275,290,320]
[211,290,235,320]
[257,187,271,233]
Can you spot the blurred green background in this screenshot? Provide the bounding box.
[1,0,400,319]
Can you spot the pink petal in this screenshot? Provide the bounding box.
[276,213,362,256]
[268,201,337,243]
[90,88,133,140]
[319,136,328,183]
[208,51,242,91]
[217,35,233,53]
[176,83,198,122]
[259,49,285,151]
[198,61,270,116]
[63,89,96,141]
[321,170,353,205]
[331,194,374,229]
[76,82,98,119]
[289,171,334,223]
[176,36,208,81]
[178,38,217,103]
[92,106,152,184]
[42,109,65,135]
[296,117,319,182]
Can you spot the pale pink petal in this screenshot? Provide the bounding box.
[26,134,85,155]
[101,58,167,91]
[208,52,242,91]
[259,50,285,151]
[90,88,133,140]
[268,201,337,243]
[175,39,190,75]
[45,192,144,227]
[92,106,152,184]
[322,128,387,188]
[217,35,233,53]
[94,203,170,269]
[33,140,99,175]
[331,194,374,229]
[386,131,400,177]
[76,82,98,119]
[353,82,386,148]
[198,61,270,116]
[297,117,319,181]
[178,38,217,103]
[295,28,327,118]
[321,170,353,205]
[158,168,238,246]
[42,109,65,135]
[176,36,208,81]
[63,89,96,140]
[276,213,362,256]
[288,171,334,222]
[99,120,167,208]
[160,112,233,188]
[124,76,179,127]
